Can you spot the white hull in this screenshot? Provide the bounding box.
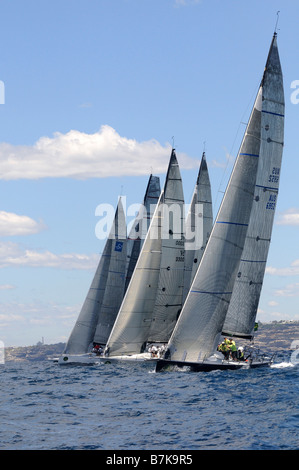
[57,352,157,365]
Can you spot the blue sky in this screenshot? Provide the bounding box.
[0,0,298,346]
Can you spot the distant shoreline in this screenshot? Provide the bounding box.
[3,321,299,363]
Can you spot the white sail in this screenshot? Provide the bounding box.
[64,198,126,354]
[92,198,127,345]
[183,152,213,303]
[165,66,266,364]
[105,149,184,356]
[222,34,284,339]
[125,175,161,293]
[147,151,185,343]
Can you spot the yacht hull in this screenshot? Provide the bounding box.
[155,358,273,372]
[57,353,156,365]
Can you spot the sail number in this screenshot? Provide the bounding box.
[268,167,280,183]
[266,194,277,210]
[265,168,280,209]
[176,248,185,262]
[176,240,184,262]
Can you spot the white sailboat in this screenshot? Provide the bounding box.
[183,152,213,303]
[58,197,127,364]
[58,176,160,365]
[103,149,185,361]
[156,33,284,372]
[222,34,284,341]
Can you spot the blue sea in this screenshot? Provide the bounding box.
[0,352,298,452]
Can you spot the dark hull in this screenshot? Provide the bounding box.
[155,358,272,372]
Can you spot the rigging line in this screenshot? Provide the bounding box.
[274,11,280,34]
[213,81,260,214]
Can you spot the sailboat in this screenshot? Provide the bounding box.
[183,152,213,303]
[222,38,284,340]
[58,176,160,365]
[58,197,127,364]
[103,148,185,361]
[156,33,284,372]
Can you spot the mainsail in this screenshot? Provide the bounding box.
[125,175,161,293]
[164,42,274,363]
[64,197,127,354]
[147,150,185,343]
[105,149,185,356]
[222,34,284,339]
[183,152,213,303]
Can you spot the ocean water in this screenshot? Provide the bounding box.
[0,352,298,451]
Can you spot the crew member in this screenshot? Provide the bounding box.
[229,339,237,360]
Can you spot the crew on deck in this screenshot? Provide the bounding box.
[217,338,245,361]
[148,344,165,358]
[92,343,104,355]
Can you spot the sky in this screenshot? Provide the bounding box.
[0,0,299,347]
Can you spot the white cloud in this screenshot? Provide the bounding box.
[0,211,46,236]
[0,241,98,270]
[0,125,197,180]
[0,312,25,327]
[79,102,93,108]
[0,300,80,345]
[276,208,299,226]
[266,259,299,277]
[174,0,202,6]
[274,282,299,298]
[210,149,235,170]
[0,284,15,290]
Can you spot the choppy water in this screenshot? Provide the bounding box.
[0,352,298,451]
